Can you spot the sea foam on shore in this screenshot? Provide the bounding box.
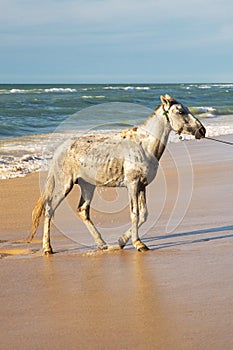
[1,120,233,180]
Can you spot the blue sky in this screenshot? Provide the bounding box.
[1,0,233,83]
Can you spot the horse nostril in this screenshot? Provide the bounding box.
[195,126,206,139]
[196,126,206,139]
[200,126,206,137]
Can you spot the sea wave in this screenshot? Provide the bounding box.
[190,106,217,118]
[0,83,233,179]
[81,95,105,99]
[104,86,150,91]
[0,86,151,95]
[211,84,233,88]
[198,85,212,89]
[1,122,233,180]
[44,88,77,93]
[0,130,113,180]
[187,83,233,90]
[0,87,78,94]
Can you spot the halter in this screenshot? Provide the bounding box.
[162,106,171,123]
[163,108,169,118]
[162,101,185,136]
[162,100,177,123]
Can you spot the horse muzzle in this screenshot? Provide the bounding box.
[195,126,206,139]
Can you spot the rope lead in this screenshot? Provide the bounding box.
[205,137,233,146]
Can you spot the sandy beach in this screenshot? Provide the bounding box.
[0,136,233,350]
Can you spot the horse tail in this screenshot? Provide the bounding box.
[28,174,55,242]
[29,196,44,242]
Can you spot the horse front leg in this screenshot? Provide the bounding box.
[42,174,74,255]
[127,183,149,252]
[119,186,149,251]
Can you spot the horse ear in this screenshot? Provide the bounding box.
[160,95,169,106]
[165,94,172,100]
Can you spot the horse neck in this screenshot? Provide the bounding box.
[139,106,172,160]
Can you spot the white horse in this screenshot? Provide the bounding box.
[30,94,206,254]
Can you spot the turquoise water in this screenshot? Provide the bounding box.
[0,83,233,179]
[1,83,233,138]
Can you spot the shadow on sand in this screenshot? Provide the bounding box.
[143,225,233,251]
[1,226,232,257]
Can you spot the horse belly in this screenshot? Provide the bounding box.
[79,156,125,187]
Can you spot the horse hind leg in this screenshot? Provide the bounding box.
[77,180,108,250]
[42,175,74,255]
[42,211,53,255]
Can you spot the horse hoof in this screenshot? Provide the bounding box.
[118,235,128,249]
[43,249,54,256]
[133,240,149,252]
[98,244,108,250]
[138,245,150,252]
[118,239,126,250]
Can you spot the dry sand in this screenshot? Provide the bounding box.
[0,136,233,350]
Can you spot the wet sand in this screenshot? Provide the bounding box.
[0,136,233,350]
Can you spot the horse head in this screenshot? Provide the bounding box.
[160,94,206,139]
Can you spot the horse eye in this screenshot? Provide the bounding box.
[179,110,185,115]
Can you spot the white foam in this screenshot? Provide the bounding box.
[81,95,105,99]
[198,85,212,89]
[195,106,216,113]
[211,84,233,88]
[104,86,150,91]
[135,87,150,90]
[0,130,113,180]
[1,121,233,180]
[206,125,233,137]
[5,87,77,94]
[191,106,217,118]
[44,88,77,93]
[10,89,27,94]
[195,83,233,89]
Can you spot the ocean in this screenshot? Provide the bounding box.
[1,83,233,179]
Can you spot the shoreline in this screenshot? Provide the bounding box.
[1,129,233,180]
[0,137,233,349]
